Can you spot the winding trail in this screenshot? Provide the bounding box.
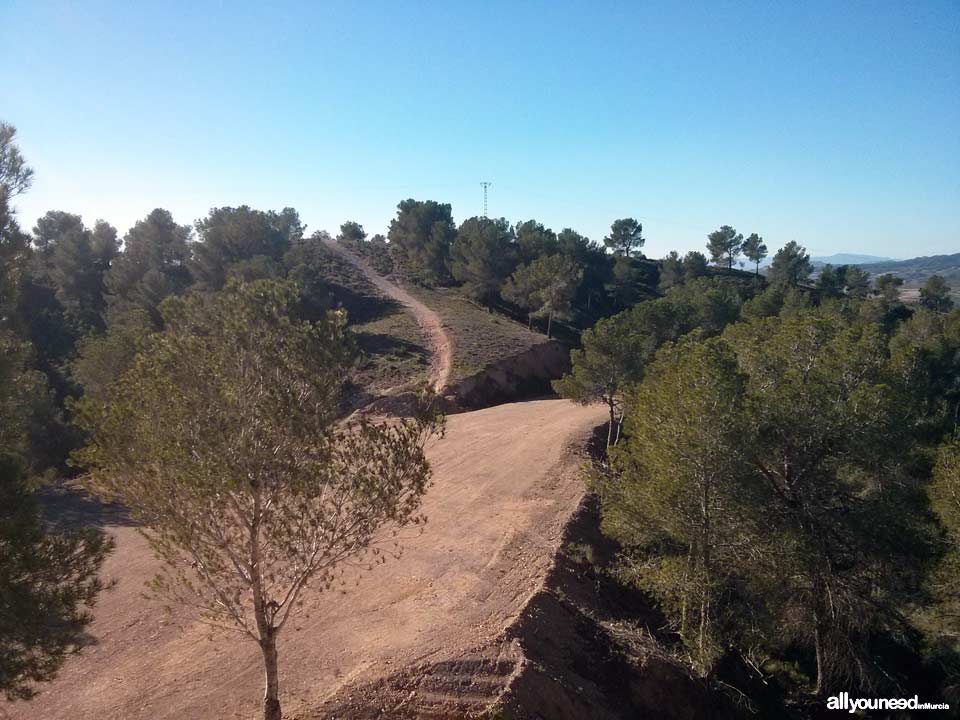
[323,239,452,393]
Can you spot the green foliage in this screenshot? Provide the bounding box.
[388,199,455,286]
[503,254,580,337]
[74,279,441,719]
[595,301,941,697]
[921,274,954,313]
[514,219,557,263]
[742,233,768,274]
[658,251,683,290]
[0,123,33,201]
[875,273,904,302]
[928,442,960,638]
[888,308,960,440]
[817,264,872,300]
[665,277,742,336]
[555,285,734,445]
[741,283,785,319]
[72,308,155,403]
[282,231,337,322]
[603,217,644,258]
[683,251,709,281]
[336,220,367,245]
[105,208,192,327]
[0,124,32,316]
[706,225,742,269]
[450,216,518,303]
[602,336,759,674]
[605,255,646,310]
[553,312,645,429]
[0,456,112,700]
[28,212,119,336]
[723,311,920,694]
[0,291,110,701]
[190,206,303,290]
[556,227,612,316]
[768,240,813,286]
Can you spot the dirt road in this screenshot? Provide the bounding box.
[9,399,606,720]
[322,239,452,393]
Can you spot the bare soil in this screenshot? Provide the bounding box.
[7,399,606,720]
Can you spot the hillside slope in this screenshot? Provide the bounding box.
[323,238,452,392]
[8,400,607,720]
[858,253,960,300]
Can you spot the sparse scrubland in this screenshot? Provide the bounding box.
[2,115,959,720]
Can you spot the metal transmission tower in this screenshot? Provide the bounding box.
[480,181,492,217]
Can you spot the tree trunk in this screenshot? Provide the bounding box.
[813,611,824,696]
[260,633,281,720]
[607,398,616,448]
[546,311,553,339]
[813,577,828,697]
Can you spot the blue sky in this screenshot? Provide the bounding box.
[2,1,958,259]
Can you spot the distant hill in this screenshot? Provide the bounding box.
[811,253,896,266]
[853,253,960,288]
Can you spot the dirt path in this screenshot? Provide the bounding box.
[7,399,606,720]
[323,239,452,393]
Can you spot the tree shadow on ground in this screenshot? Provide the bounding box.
[37,481,136,528]
[355,331,430,361]
[330,286,403,325]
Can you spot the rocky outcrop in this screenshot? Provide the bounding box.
[445,340,571,410]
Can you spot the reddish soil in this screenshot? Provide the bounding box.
[7,399,606,720]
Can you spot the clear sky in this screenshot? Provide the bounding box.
[2,1,958,259]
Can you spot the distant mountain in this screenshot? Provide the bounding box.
[811,253,896,266]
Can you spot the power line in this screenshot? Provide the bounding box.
[480,181,492,217]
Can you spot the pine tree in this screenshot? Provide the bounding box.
[74,279,441,720]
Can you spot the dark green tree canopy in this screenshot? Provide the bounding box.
[514,219,558,263]
[29,211,119,335]
[604,218,644,257]
[768,240,813,286]
[874,273,904,303]
[706,225,743,268]
[337,220,366,245]
[387,199,455,286]
[449,216,517,303]
[0,123,33,201]
[105,208,192,326]
[190,206,304,290]
[503,253,581,337]
[0,125,32,315]
[742,233,767,274]
[0,123,112,702]
[658,251,684,291]
[0,456,112,701]
[683,250,709,281]
[920,274,954,313]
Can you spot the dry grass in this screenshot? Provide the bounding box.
[314,246,429,393]
[406,286,547,382]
